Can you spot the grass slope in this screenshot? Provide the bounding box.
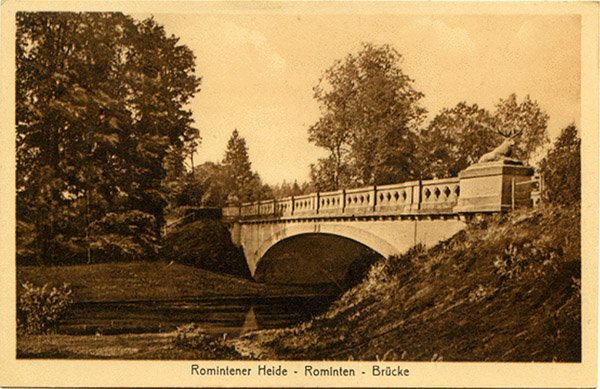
[238,205,581,362]
[17,261,314,303]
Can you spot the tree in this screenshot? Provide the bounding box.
[271,180,305,198]
[168,162,223,208]
[221,129,253,202]
[419,94,549,179]
[309,43,426,188]
[220,129,271,203]
[420,102,500,178]
[308,115,352,190]
[222,130,253,186]
[309,156,352,192]
[16,12,201,264]
[173,131,274,209]
[492,94,549,161]
[539,125,580,206]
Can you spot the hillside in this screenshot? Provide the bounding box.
[17,261,316,303]
[236,204,581,361]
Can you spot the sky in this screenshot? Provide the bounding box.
[145,13,580,185]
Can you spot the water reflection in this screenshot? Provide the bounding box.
[58,294,337,336]
[241,306,258,332]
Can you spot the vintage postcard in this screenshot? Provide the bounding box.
[0,1,598,387]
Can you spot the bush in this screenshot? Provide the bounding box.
[17,282,73,335]
[174,323,244,359]
[162,219,251,278]
[381,244,427,280]
[88,211,160,263]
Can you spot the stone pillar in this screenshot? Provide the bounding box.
[454,160,534,213]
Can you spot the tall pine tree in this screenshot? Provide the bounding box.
[221,129,270,203]
[222,129,253,187]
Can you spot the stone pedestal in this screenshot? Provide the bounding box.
[454,160,534,213]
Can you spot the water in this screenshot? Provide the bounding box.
[57,294,338,336]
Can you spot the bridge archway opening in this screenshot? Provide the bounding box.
[253,233,384,288]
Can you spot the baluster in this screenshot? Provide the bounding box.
[316,192,320,215]
[372,185,377,212]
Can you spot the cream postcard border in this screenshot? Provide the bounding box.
[0,1,597,387]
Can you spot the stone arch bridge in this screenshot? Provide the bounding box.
[222,161,535,282]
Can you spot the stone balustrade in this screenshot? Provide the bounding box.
[223,176,462,220]
[221,206,240,218]
[224,161,536,279]
[420,178,461,211]
[223,160,537,221]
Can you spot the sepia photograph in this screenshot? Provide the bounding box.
[1,1,598,387]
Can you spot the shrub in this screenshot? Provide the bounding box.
[381,244,427,280]
[17,282,73,335]
[173,323,244,359]
[88,211,160,263]
[162,219,250,278]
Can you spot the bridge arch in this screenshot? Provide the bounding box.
[246,222,402,278]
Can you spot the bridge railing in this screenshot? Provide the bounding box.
[222,206,240,218]
[420,178,461,211]
[276,196,294,217]
[318,189,345,215]
[223,176,461,220]
[374,181,418,213]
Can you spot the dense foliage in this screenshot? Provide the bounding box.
[309,43,426,190]
[539,125,581,206]
[16,12,201,265]
[419,95,549,178]
[420,102,500,178]
[17,282,73,335]
[493,93,550,161]
[161,219,251,278]
[172,130,272,208]
[308,43,550,186]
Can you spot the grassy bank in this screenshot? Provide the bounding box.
[161,218,251,279]
[17,261,315,303]
[237,204,581,362]
[18,332,250,360]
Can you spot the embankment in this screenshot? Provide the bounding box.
[237,204,581,362]
[17,261,315,303]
